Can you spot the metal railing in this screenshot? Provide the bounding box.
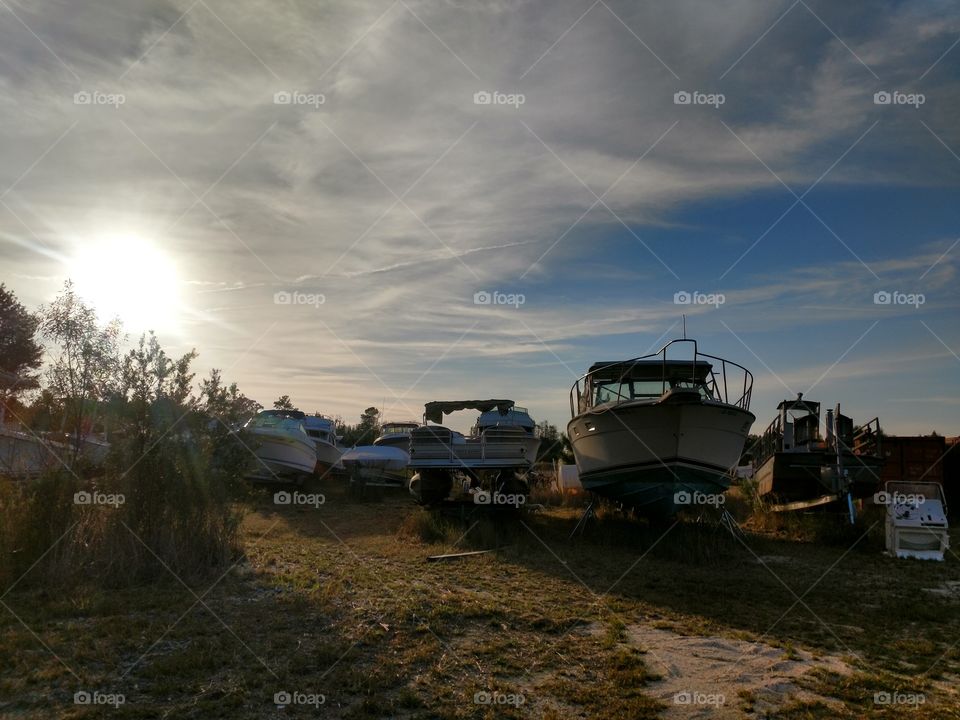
[569,338,754,416]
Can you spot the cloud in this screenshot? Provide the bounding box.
[1,0,958,430]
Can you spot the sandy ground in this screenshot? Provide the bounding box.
[627,626,852,718]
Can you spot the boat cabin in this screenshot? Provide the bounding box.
[756,394,859,462]
[303,414,337,445]
[475,405,535,434]
[379,422,420,437]
[581,359,715,410]
[246,410,308,435]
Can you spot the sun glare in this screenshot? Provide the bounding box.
[70,235,182,334]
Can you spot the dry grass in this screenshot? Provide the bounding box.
[2,482,959,718]
[0,443,245,590]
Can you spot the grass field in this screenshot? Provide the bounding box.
[2,483,959,718]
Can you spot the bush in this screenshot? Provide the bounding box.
[0,434,248,590]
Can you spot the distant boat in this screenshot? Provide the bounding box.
[303,414,343,473]
[567,338,755,517]
[244,410,316,482]
[373,421,420,451]
[0,427,109,479]
[753,394,883,519]
[408,400,540,504]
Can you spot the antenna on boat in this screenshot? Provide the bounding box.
[682,314,686,339]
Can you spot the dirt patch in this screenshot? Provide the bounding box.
[626,625,852,718]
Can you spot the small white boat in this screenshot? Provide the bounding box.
[303,414,344,473]
[0,427,110,478]
[373,421,420,451]
[244,410,316,482]
[341,445,410,487]
[341,445,410,471]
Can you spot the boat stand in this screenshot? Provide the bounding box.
[719,508,744,539]
[569,502,595,538]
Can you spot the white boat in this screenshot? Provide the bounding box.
[341,445,409,471]
[244,410,317,482]
[373,421,420,451]
[568,339,755,517]
[303,414,344,473]
[0,426,110,478]
[408,400,541,504]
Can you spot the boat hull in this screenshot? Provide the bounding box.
[249,430,316,480]
[568,400,754,516]
[312,441,344,474]
[755,450,885,506]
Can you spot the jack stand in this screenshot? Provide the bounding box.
[720,508,744,539]
[570,502,595,539]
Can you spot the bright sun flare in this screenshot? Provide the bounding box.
[70,235,181,334]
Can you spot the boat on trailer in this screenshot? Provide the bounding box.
[244,409,317,483]
[567,338,755,518]
[302,413,344,474]
[407,400,540,505]
[752,394,883,521]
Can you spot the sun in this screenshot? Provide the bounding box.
[70,235,182,334]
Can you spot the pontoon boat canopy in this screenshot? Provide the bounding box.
[424,399,514,424]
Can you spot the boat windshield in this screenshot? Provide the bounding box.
[251,415,305,434]
[382,423,418,435]
[593,378,711,404]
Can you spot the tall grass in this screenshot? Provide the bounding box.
[0,435,248,590]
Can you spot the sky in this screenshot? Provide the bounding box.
[1,0,959,435]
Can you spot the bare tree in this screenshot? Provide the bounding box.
[39,281,123,461]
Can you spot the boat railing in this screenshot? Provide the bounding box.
[853,417,881,456]
[569,338,754,416]
[751,413,883,469]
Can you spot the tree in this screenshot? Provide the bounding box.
[337,407,381,447]
[199,368,262,428]
[0,284,44,424]
[536,421,572,463]
[39,281,123,459]
[120,332,197,453]
[357,406,380,443]
[273,394,294,411]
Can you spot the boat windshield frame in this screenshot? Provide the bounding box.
[570,338,753,416]
[380,422,420,435]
